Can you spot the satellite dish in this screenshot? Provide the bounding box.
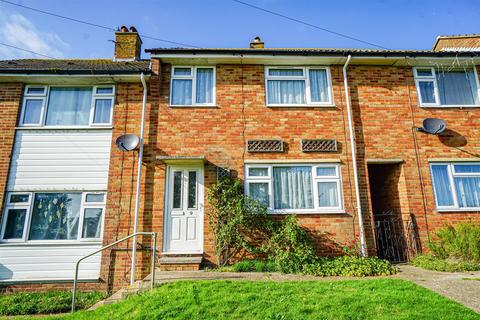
[115,134,139,151]
[419,118,446,135]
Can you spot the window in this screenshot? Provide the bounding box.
[265,67,333,106]
[170,66,215,106]
[245,164,343,213]
[414,67,480,106]
[19,86,114,127]
[431,163,480,210]
[1,192,106,242]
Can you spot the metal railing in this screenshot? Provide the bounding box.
[71,232,157,312]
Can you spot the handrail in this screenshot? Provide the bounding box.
[71,232,157,312]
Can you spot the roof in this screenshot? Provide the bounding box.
[146,47,480,57]
[0,59,151,75]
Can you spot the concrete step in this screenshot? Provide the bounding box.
[158,254,203,271]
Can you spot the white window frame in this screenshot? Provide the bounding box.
[265,66,334,107]
[19,85,115,128]
[0,191,106,243]
[430,162,480,211]
[245,163,344,214]
[170,66,216,107]
[413,67,480,107]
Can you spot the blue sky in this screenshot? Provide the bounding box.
[0,0,479,60]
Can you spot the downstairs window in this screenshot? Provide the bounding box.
[1,192,105,242]
[431,163,480,210]
[245,164,343,213]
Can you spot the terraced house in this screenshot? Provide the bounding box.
[0,28,480,292]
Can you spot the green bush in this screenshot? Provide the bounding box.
[427,222,480,262]
[0,290,104,316]
[231,260,277,273]
[411,255,480,272]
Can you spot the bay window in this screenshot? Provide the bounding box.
[265,67,333,106]
[170,66,215,106]
[19,85,114,127]
[245,164,343,213]
[1,192,105,242]
[414,67,480,107]
[431,163,480,210]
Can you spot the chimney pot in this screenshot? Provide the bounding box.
[250,36,264,49]
[114,25,143,61]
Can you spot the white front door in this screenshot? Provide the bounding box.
[164,165,203,253]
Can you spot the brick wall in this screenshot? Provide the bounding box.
[0,83,22,216]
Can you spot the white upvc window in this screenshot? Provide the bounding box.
[413,67,480,107]
[430,162,480,211]
[0,191,106,243]
[265,66,333,106]
[170,66,216,106]
[19,85,115,127]
[245,163,343,214]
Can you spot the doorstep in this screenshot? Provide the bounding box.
[158,254,203,271]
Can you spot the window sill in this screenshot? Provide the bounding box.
[420,105,480,109]
[169,105,218,108]
[436,208,480,213]
[16,126,113,130]
[266,104,336,108]
[268,210,346,215]
[0,240,103,246]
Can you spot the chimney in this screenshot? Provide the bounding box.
[433,34,480,51]
[250,36,265,49]
[114,25,142,61]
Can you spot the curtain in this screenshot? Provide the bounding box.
[317,182,339,207]
[93,99,112,123]
[316,167,336,176]
[431,165,454,206]
[82,208,103,238]
[273,166,313,209]
[249,182,269,206]
[196,68,214,104]
[46,88,92,125]
[171,79,192,105]
[28,193,82,240]
[455,177,480,208]
[419,81,436,103]
[267,80,306,104]
[23,99,42,124]
[436,70,479,105]
[309,69,329,102]
[454,164,480,173]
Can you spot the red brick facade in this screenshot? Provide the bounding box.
[2,58,480,292]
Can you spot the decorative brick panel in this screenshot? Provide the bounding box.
[301,139,337,152]
[247,140,284,153]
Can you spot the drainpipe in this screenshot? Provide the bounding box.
[130,72,148,286]
[343,55,367,257]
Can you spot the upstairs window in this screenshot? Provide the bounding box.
[265,67,333,106]
[431,163,480,210]
[170,66,215,106]
[20,86,114,127]
[414,67,480,107]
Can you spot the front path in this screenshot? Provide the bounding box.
[395,265,480,313]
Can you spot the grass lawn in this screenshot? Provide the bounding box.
[47,279,479,320]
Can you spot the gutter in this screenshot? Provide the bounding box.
[342,55,367,257]
[130,72,148,286]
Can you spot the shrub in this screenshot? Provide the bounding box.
[427,222,480,262]
[411,255,480,272]
[231,260,277,273]
[0,290,104,316]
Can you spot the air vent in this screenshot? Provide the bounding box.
[247,140,284,153]
[301,139,337,152]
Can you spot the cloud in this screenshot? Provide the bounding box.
[0,12,68,59]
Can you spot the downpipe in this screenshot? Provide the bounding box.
[343,55,367,257]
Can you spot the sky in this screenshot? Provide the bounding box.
[0,0,479,60]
